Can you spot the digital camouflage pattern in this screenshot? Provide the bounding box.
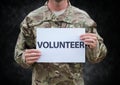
[14,1,107,85]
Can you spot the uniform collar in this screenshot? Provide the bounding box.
[43,1,73,24]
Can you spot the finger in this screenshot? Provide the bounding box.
[26,56,40,61]
[80,36,97,41]
[83,38,96,43]
[81,33,96,37]
[25,49,40,53]
[26,56,40,64]
[83,37,97,48]
[85,42,96,48]
[80,36,90,40]
[80,33,97,39]
[26,60,38,65]
[25,53,41,57]
[84,41,97,48]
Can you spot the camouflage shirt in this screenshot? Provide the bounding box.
[14,2,107,85]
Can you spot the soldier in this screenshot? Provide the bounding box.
[14,0,107,85]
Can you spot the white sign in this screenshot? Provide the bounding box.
[36,28,85,63]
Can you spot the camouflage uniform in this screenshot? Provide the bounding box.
[14,1,107,85]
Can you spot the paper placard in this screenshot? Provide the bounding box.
[36,28,85,63]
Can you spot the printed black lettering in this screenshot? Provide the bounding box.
[75,42,80,48]
[70,42,75,48]
[49,42,54,48]
[37,41,85,49]
[37,42,43,48]
[54,41,59,48]
[43,42,49,48]
[79,42,85,48]
[65,42,70,48]
[59,42,65,48]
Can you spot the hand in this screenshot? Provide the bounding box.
[23,49,41,65]
[80,33,98,49]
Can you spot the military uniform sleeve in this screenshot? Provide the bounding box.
[14,17,32,68]
[85,18,107,63]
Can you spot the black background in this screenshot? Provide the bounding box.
[0,0,120,85]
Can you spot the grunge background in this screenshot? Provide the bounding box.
[0,0,120,85]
